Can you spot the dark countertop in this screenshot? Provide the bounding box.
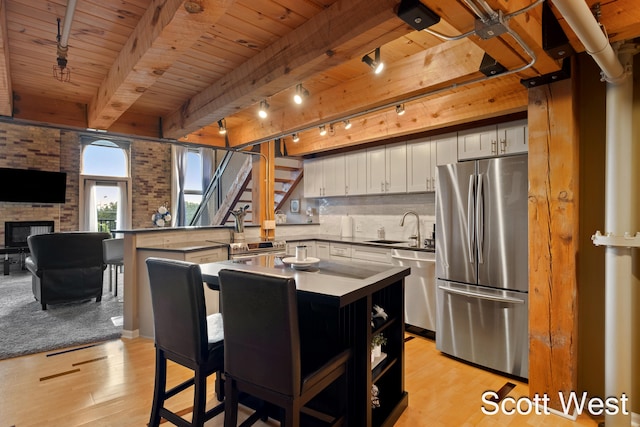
[200,255,410,307]
[282,234,436,252]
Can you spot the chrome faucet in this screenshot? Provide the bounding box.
[400,211,421,248]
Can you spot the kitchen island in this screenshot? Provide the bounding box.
[200,256,410,427]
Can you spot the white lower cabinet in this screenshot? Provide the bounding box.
[316,242,330,260]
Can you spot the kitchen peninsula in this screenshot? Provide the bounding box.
[200,256,410,427]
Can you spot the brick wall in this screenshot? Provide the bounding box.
[0,121,172,244]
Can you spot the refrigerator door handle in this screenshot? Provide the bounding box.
[438,285,525,304]
[467,174,475,263]
[476,173,484,264]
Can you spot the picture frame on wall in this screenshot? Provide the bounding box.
[290,199,300,213]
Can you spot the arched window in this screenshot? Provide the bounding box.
[82,140,128,177]
[80,138,131,234]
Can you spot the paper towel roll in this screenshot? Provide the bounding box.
[341,215,353,237]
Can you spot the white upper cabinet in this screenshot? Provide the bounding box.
[406,133,457,193]
[458,121,528,160]
[498,119,528,155]
[435,132,458,166]
[457,125,497,160]
[406,138,433,192]
[303,158,324,197]
[303,155,346,197]
[367,142,407,194]
[323,155,346,196]
[345,151,367,196]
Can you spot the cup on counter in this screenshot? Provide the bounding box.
[295,245,307,261]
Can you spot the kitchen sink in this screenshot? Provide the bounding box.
[365,239,409,245]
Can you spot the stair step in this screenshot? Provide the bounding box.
[275,165,300,172]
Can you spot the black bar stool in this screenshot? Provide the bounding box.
[218,269,350,427]
[146,257,225,427]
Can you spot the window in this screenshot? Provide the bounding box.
[184,150,203,224]
[80,138,131,233]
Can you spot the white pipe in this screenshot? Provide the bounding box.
[60,0,78,48]
[603,47,634,427]
[551,0,625,83]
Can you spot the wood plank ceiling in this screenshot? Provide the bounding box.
[1,0,639,156]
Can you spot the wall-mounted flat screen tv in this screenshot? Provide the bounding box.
[0,168,67,203]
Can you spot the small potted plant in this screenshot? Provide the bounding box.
[371,333,387,361]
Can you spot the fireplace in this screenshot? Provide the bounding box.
[4,221,55,248]
[3,221,54,275]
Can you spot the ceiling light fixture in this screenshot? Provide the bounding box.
[344,120,352,130]
[258,100,269,119]
[217,119,227,135]
[362,47,384,74]
[319,125,327,136]
[53,18,71,82]
[292,133,300,143]
[293,84,309,105]
[396,104,406,116]
[329,124,336,136]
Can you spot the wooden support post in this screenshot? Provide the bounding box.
[527,76,580,409]
[256,142,275,241]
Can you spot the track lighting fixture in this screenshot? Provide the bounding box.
[319,125,327,136]
[293,84,309,105]
[344,120,352,130]
[217,119,227,135]
[292,133,300,143]
[396,104,406,116]
[362,47,384,74]
[258,100,269,119]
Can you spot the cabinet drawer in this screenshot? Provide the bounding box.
[351,246,392,264]
[330,243,352,258]
[185,248,227,264]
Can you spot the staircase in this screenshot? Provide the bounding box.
[223,157,303,226]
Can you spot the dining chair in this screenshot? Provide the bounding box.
[103,237,124,296]
[218,268,350,427]
[146,257,225,427]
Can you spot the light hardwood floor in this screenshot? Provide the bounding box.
[0,333,602,426]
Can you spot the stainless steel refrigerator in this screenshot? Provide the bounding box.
[435,154,529,378]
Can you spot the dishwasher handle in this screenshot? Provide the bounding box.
[391,255,435,263]
[438,285,525,304]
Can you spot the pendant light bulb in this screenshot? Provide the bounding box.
[293,84,308,105]
[344,120,352,130]
[319,125,327,136]
[258,100,269,119]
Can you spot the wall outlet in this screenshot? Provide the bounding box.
[355,222,363,232]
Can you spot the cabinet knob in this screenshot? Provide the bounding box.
[500,139,506,153]
[491,139,497,155]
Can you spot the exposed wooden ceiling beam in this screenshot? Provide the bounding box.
[285,74,528,156]
[0,0,12,117]
[422,0,561,78]
[162,0,410,140]
[87,0,234,130]
[223,38,487,148]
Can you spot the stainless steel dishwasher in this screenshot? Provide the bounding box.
[391,249,436,338]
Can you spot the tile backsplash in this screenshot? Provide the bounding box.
[279,192,436,242]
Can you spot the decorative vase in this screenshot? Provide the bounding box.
[372,344,381,360]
